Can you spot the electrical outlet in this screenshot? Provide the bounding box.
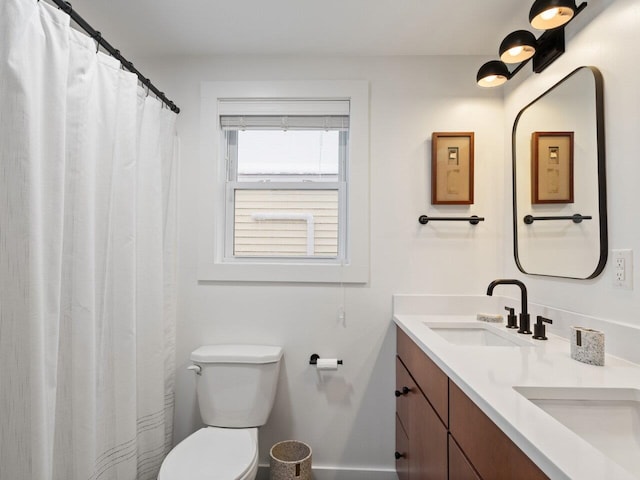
[613,249,633,289]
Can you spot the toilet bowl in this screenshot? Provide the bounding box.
[158,344,283,480]
[158,427,258,480]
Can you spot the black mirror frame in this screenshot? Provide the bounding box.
[512,66,608,280]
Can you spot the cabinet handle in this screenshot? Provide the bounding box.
[395,451,406,460]
[394,386,411,397]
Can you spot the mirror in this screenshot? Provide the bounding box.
[513,66,607,279]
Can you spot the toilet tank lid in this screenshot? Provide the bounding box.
[191,344,283,364]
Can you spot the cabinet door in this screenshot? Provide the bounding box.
[409,385,448,480]
[396,415,409,480]
[449,382,548,480]
[449,435,481,480]
[396,357,412,432]
[396,357,448,480]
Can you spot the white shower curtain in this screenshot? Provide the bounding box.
[0,1,178,479]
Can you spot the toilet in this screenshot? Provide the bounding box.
[158,344,283,480]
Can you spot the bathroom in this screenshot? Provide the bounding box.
[2,0,640,478]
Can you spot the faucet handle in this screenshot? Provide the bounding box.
[533,316,553,340]
[504,306,518,329]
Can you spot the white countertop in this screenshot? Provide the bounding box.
[393,313,640,480]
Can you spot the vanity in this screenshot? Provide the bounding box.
[393,294,640,480]
[395,326,547,480]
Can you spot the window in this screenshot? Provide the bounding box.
[199,81,369,283]
[222,111,348,260]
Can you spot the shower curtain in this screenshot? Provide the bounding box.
[0,1,178,479]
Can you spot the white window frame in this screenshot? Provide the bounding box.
[198,81,369,283]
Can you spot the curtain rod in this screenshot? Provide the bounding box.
[45,0,180,114]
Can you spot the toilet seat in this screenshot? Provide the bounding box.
[158,427,258,480]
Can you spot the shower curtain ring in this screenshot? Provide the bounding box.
[93,31,101,53]
[63,1,72,14]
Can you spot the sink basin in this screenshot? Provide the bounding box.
[515,386,640,477]
[423,321,533,347]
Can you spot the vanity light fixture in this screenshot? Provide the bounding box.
[476,1,587,88]
[477,60,510,88]
[530,0,578,30]
[499,30,537,64]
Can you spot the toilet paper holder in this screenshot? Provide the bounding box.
[309,353,343,366]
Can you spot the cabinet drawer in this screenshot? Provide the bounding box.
[396,357,414,432]
[396,415,409,480]
[449,382,549,480]
[397,326,449,426]
[410,383,448,480]
[449,434,481,480]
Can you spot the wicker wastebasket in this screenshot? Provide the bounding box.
[269,440,312,479]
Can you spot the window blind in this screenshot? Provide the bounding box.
[220,115,349,131]
[218,99,349,116]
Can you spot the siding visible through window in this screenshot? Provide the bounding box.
[234,189,339,257]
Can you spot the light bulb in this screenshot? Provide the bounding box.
[478,74,507,87]
[508,46,524,57]
[541,7,560,20]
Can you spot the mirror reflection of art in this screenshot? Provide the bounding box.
[531,131,574,203]
[431,132,474,204]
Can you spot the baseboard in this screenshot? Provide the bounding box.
[256,465,397,480]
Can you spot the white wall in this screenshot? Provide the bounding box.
[141,55,506,472]
[504,0,640,324]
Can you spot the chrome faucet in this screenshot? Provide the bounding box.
[486,279,532,335]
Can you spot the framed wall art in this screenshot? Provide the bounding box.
[531,131,574,204]
[431,132,474,205]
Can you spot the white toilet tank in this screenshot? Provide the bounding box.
[190,344,283,428]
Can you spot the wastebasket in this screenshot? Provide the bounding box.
[269,440,312,479]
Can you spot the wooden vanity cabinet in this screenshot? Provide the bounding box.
[396,327,549,480]
[396,328,449,480]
